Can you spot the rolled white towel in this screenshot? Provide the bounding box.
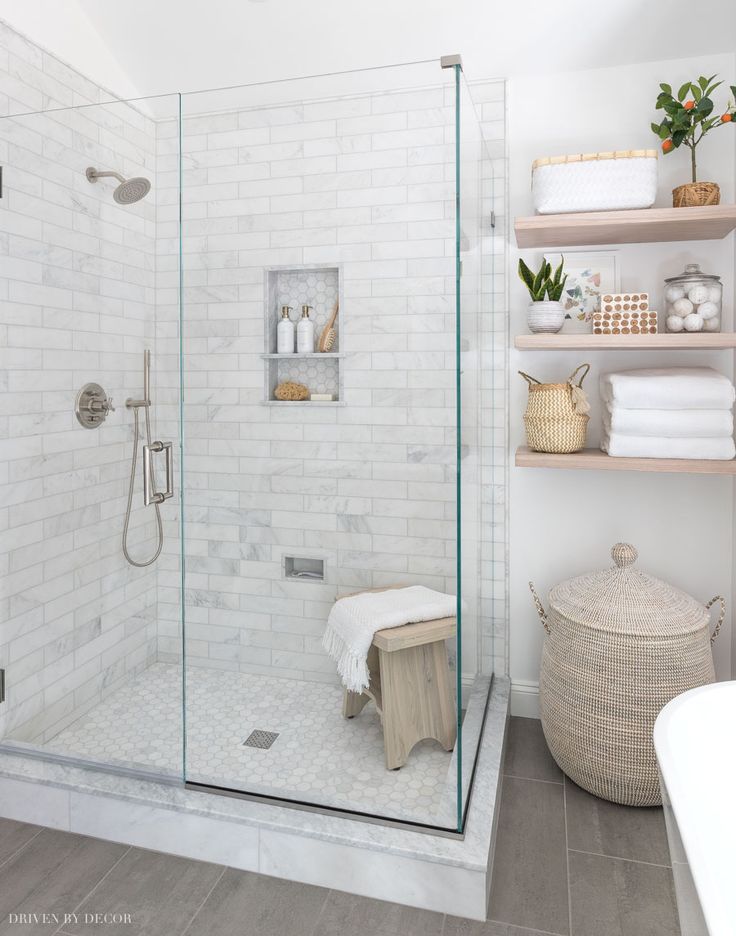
[600,367,736,411]
[603,406,734,439]
[601,431,736,460]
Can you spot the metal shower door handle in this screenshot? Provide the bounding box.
[143,441,173,506]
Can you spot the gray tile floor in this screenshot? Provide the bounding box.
[0,718,681,936]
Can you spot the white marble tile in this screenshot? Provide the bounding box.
[259,828,488,919]
[69,792,259,871]
[0,775,70,829]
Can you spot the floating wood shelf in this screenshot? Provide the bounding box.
[515,446,736,475]
[514,333,736,350]
[515,204,736,248]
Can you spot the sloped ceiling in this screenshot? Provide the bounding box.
[4,0,736,98]
[77,0,736,93]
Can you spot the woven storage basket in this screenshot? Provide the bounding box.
[530,542,724,806]
[532,150,658,214]
[520,364,590,454]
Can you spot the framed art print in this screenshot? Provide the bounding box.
[545,251,620,333]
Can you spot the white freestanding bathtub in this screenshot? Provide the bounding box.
[654,682,736,936]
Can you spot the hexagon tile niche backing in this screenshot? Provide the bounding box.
[277,356,338,396]
[276,268,339,347]
[267,265,341,402]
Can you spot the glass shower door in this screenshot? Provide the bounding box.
[179,61,494,832]
[0,92,184,778]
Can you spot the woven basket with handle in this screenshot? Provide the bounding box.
[519,363,590,454]
[530,542,724,806]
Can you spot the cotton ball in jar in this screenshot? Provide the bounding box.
[707,285,722,302]
[665,285,685,302]
[683,312,704,332]
[703,316,721,332]
[666,314,685,332]
[687,284,710,305]
[697,300,719,320]
[672,297,694,317]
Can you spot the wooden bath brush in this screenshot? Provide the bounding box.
[318,300,339,352]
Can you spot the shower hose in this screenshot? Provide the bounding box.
[122,402,163,567]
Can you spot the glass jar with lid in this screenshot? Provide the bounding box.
[664,263,722,334]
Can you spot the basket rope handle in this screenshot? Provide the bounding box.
[567,363,591,387]
[528,582,551,635]
[705,595,725,643]
[518,370,541,386]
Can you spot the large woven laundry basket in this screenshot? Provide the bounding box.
[530,543,724,806]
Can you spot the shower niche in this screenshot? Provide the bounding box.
[262,264,344,405]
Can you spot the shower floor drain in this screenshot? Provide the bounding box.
[242,730,279,750]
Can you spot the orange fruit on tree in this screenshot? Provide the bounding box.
[684,99,696,110]
[662,139,674,152]
[722,113,733,122]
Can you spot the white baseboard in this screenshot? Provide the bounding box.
[510,680,540,718]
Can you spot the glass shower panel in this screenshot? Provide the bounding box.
[0,93,183,777]
[456,70,496,827]
[180,62,489,830]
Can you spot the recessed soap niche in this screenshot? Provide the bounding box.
[263,264,344,406]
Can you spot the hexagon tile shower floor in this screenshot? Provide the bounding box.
[45,663,461,825]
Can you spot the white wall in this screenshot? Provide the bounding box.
[509,53,736,715]
[0,6,140,100]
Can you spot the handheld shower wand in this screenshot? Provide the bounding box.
[122,351,165,568]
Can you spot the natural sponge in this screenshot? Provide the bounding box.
[274,381,309,401]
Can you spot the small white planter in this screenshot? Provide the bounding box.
[527,300,565,334]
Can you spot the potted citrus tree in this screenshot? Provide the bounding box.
[652,74,735,207]
[518,257,567,333]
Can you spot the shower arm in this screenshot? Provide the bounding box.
[86,168,126,185]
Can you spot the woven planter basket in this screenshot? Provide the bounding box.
[519,363,590,454]
[672,181,720,207]
[530,542,724,806]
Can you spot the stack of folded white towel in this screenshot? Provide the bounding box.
[600,367,736,460]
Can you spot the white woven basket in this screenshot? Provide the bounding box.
[530,542,723,806]
[532,150,658,214]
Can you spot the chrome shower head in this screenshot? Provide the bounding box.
[86,166,151,204]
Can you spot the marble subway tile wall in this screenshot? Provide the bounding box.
[155,79,506,687]
[0,22,163,745]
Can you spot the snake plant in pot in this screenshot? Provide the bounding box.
[519,256,568,333]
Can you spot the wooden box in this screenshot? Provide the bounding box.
[594,293,657,335]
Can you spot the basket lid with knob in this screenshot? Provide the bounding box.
[548,542,711,635]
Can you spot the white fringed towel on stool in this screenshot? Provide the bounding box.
[323,586,456,693]
[600,367,736,411]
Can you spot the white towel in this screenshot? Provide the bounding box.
[323,586,456,693]
[600,368,736,411]
[602,406,734,438]
[601,431,736,460]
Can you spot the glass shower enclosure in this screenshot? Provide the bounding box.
[0,59,496,833]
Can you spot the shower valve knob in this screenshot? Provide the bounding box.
[75,382,115,429]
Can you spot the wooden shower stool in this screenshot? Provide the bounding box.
[342,615,457,770]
